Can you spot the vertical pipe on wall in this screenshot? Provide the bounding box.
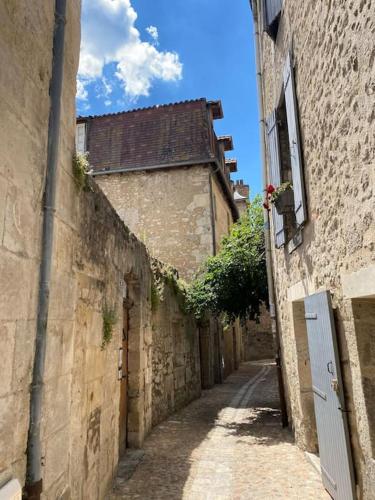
[25,1,67,498]
[208,172,217,256]
[250,0,288,427]
[208,173,225,384]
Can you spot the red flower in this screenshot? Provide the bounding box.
[263,202,270,210]
[266,184,275,194]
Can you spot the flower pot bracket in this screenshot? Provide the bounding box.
[273,188,294,215]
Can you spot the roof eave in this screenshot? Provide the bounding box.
[218,135,234,151]
[207,100,224,120]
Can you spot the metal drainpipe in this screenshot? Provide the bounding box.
[208,173,217,256]
[25,1,67,498]
[251,0,288,427]
[207,172,225,384]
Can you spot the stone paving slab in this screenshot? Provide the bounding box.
[109,361,330,500]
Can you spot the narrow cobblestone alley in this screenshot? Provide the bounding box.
[109,361,329,499]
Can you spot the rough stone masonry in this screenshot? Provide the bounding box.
[256,0,375,497]
[0,2,201,498]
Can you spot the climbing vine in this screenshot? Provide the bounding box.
[150,260,188,314]
[186,195,268,322]
[101,304,118,349]
[72,152,90,191]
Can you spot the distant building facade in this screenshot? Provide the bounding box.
[233,179,249,215]
[77,99,239,281]
[251,0,375,498]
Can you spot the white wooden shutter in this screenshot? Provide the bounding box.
[283,52,307,226]
[266,111,285,248]
[304,291,356,499]
[75,123,86,154]
[264,0,282,26]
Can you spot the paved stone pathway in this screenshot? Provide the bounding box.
[109,361,329,499]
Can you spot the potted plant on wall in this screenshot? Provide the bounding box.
[264,182,294,215]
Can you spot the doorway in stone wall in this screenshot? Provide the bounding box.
[352,298,375,459]
[119,285,130,457]
[119,274,145,449]
[232,326,238,371]
[291,300,319,453]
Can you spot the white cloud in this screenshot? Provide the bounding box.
[102,77,112,96]
[77,79,88,100]
[146,25,159,44]
[77,0,182,101]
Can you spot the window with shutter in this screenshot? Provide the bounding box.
[263,0,283,41]
[75,123,86,154]
[283,52,307,227]
[266,111,286,248]
[265,53,307,251]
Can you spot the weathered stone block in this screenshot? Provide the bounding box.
[0,174,8,243]
[0,394,16,472]
[0,251,35,322]
[0,322,16,397]
[42,374,72,439]
[42,425,70,492]
[44,320,74,382]
[3,186,41,258]
[48,270,77,321]
[86,378,104,415]
[11,320,35,393]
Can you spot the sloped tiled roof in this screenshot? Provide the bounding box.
[79,98,216,173]
[77,98,206,121]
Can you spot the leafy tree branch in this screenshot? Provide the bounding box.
[186,195,268,322]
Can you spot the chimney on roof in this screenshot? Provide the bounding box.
[234,179,249,199]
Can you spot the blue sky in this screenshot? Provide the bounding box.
[77,0,261,195]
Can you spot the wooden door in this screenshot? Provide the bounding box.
[304,291,355,499]
[232,326,238,370]
[118,301,129,456]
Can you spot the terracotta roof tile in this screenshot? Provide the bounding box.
[81,98,217,172]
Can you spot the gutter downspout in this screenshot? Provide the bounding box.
[208,173,217,256]
[25,1,67,498]
[208,173,224,384]
[251,0,288,427]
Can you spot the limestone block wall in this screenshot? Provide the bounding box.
[222,321,243,379]
[0,2,202,498]
[243,306,275,361]
[151,264,201,426]
[64,182,154,499]
[258,0,375,496]
[0,0,56,489]
[211,174,233,251]
[96,166,214,281]
[223,327,235,379]
[39,176,202,499]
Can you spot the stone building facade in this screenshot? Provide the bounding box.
[243,304,275,362]
[76,99,239,281]
[251,0,375,498]
[0,3,201,498]
[76,99,244,389]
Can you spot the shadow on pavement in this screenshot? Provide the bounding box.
[109,362,292,499]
